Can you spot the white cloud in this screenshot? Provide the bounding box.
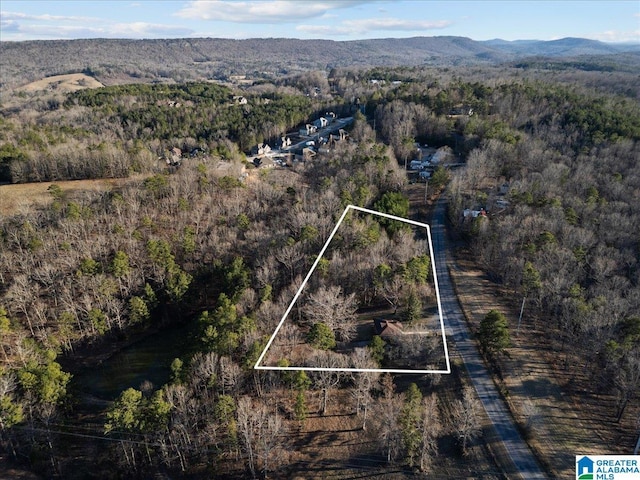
[591,29,640,43]
[1,19,19,32]
[1,7,195,40]
[109,22,195,38]
[1,11,98,23]
[175,0,372,23]
[2,20,194,40]
[297,17,452,36]
[5,24,109,39]
[348,17,451,31]
[296,24,352,36]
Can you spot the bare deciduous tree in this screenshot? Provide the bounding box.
[303,285,358,342]
[419,395,441,473]
[451,386,482,455]
[370,374,403,463]
[236,396,288,479]
[350,348,380,430]
[309,350,348,415]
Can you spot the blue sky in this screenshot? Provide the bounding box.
[1,1,639,43]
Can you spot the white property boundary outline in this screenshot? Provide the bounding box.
[254,204,451,374]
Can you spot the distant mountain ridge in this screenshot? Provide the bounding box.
[1,35,638,88]
[481,37,629,56]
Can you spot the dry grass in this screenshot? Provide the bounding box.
[17,73,104,93]
[0,177,141,218]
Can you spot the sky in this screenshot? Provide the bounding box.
[1,1,639,44]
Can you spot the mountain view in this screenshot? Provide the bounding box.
[1,1,639,478]
[2,36,639,89]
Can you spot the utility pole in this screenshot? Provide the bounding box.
[517,296,526,335]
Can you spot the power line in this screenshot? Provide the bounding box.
[10,424,507,478]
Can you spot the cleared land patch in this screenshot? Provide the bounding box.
[0,177,140,217]
[18,73,104,93]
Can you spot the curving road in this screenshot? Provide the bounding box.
[431,196,547,479]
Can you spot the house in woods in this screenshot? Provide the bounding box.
[313,117,329,129]
[323,129,347,151]
[295,147,316,162]
[280,136,292,148]
[448,104,474,117]
[463,208,487,218]
[252,143,271,156]
[252,157,275,169]
[163,147,182,166]
[299,124,317,136]
[233,95,248,105]
[229,75,253,86]
[374,319,404,340]
[430,147,452,165]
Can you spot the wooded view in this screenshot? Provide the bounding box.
[1,35,639,479]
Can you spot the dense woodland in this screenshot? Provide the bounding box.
[1,56,639,478]
[3,36,638,91]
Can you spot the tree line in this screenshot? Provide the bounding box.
[1,82,321,183]
[2,63,639,476]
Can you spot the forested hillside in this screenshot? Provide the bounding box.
[0,81,321,183]
[2,36,638,89]
[447,81,640,421]
[1,61,639,478]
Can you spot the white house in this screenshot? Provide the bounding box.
[254,143,271,155]
[313,117,328,129]
[280,136,292,148]
[299,124,317,136]
[431,147,452,165]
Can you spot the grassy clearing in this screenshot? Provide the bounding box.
[0,177,142,218]
[17,73,104,93]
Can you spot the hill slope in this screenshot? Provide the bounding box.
[1,36,637,88]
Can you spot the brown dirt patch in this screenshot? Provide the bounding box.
[278,368,505,479]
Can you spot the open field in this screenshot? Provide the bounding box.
[0,177,142,217]
[17,73,104,93]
